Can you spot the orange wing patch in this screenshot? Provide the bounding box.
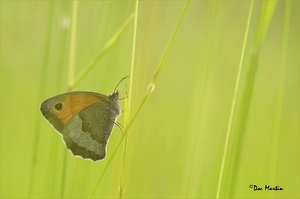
[56,94,106,125]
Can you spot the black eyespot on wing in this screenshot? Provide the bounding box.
[55,103,63,111]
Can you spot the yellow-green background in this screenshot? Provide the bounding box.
[0,1,299,198]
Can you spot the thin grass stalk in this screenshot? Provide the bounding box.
[269,1,291,197]
[119,1,139,198]
[28,2,55,197]
[60,1,78,198]
[67,1,78,90]
[88,1,191,197]
[128,2,139,117]
[119,140,128,198]
[216,1,254,198]
[46,4,70,197]
[227,1,277,198]
[119,92,130,198]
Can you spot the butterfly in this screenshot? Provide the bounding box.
[40,77,127,161]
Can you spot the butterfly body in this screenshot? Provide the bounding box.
[40,91,120,161]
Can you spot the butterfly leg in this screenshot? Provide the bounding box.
[114,121,124,134]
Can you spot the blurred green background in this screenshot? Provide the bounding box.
[0,1,299,198]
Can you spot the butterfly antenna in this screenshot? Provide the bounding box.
[114,76,129,93]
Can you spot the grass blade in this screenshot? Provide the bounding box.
[119,1,139,198]
[225,1,277,198]
[269,1,291,198]
[216,1,254,198]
